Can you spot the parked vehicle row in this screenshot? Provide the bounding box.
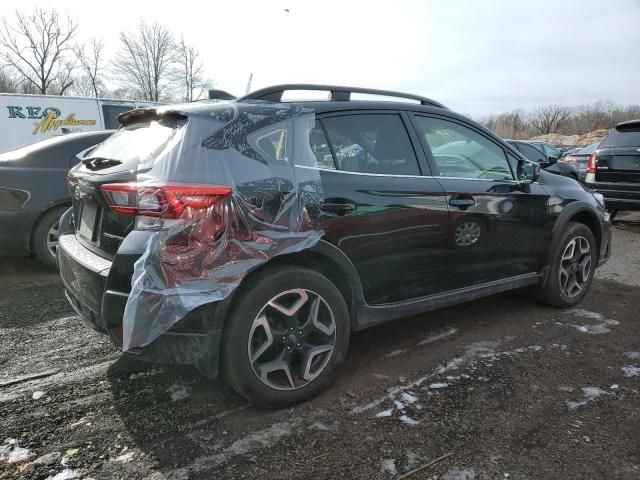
[57,84,611,407]
[505,139,578,180]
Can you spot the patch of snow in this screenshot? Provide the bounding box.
[376,408,394,418]
[166,382,191,401]
[129,368,164,380]
[429,382,449,389]
[624,352,640,359]
[399,415,419,426]
[385,349,406,358]
[45,469,79,480]
[443,467,477,480]
[622,365,640,377]
[565,309,605,321]
[33,452,62,465]
[401,392,418,404]
[381,458,397,476]
[610,384,619,390]
[603,319,620,326]
[566,386,609,410]
[32,390,45,400]
[573,324,611,334]
[113,451,135,462]
[222,422,294,459]
[418,327,459,346]
[308,422,331,431]
[0,439,31,463]
[393,400,405,410]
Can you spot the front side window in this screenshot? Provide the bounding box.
[414,116,514,180]
[308,122,336,170]
[321,114,420,175]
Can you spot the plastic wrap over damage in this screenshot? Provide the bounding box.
[119,102,323,352]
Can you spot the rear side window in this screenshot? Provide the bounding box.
[414,116,514,180]
[600,126,640,147]
[308,122,336,170]
[321,114,420,175]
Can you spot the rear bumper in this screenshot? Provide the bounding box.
[585,175,640,211]
[57,225,225,377]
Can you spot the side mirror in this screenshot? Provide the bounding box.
[547,155,559,165]
[517,159,540,184]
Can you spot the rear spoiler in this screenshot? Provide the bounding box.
[117,108,187,126]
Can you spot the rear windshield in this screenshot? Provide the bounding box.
[86,117,184,168]
[600,126,640,148]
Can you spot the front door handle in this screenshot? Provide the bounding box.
[449,196,476,208]
[320,199,356,216]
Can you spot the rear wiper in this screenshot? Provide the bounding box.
[82,157,122,171]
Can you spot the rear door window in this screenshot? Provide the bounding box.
[413,116,514,180]
[321,114,420,175]
[517,143,546,163]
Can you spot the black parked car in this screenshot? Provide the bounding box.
[561,142,599,181]
[506,140,579,180]
[585,119,640,214]
[0,131,114,269]
[58,85,611,407]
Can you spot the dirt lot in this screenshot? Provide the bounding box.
[1,215,640,480]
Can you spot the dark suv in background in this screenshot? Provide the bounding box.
[58,85,611,407]
[585,119,640,215]
[506,139,578,180]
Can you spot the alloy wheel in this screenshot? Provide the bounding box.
[454,220,482,246]
[559,235,592,297]
[46,220,60,259]
[248,288,336,391]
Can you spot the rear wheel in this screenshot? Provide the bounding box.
[32,206,68,271]
[537,222,596,307]
[221,266,350,408]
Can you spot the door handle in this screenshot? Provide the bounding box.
[449,196,476,208]
[320,200,356,216]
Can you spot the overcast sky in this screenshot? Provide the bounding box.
[1,0,638,115]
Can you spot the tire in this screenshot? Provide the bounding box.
[537,222,597,308]
[32,206,68,271]
[221,265,350,408]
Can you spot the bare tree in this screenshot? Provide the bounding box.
[0,9,78,95]
[112,21,177,101]
[529,104,571,134]
[175,37,211,102]
[74,37,105,97]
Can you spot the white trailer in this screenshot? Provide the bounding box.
[0,93,161,152]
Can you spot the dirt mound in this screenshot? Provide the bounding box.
[575,129,609,147]
[529,129,610,147]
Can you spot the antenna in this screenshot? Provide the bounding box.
[245,73,254,95]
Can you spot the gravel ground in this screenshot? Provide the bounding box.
[1,214,639,480]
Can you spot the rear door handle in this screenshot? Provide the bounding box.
[320,199,356,216]
[449,196,476,208]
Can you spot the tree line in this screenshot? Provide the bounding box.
[0,8,212,102]
[477,101,640,139]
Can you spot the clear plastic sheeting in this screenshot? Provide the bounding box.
[118,101,323,352]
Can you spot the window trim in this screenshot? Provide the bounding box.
[316,110,426,177]
[407,112,518,181]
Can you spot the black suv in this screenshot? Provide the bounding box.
[58,85,611,407]
[585,119,640,214]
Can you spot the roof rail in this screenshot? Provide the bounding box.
[238,84,447,109]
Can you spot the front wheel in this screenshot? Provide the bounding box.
[221,266,350,408]
[32,206,68,271]
[537,222,596,307]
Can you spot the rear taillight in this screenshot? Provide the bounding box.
[586,152,597,173]
[101,182,232,219]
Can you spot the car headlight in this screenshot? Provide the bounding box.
[593,192,605,207]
